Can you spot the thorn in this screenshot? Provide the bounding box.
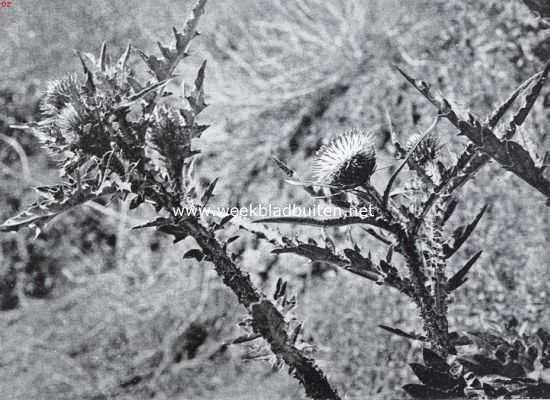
[99,41,108,71]
[76,50,90,74]
[118,42,132,70]
[393,64,415,84]
[157,41,173,61]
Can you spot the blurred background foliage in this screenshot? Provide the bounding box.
[0,0,549,399]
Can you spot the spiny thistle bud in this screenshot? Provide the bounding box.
[312,129,376,188]
[406,133,440,167]
[41,75,81,117]
[30,44,152,167]
[145,106,196,182]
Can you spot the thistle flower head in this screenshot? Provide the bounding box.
[312,129,376,187]
[56,103,83,136]
[41,75,81,117]
[406,133,440,166]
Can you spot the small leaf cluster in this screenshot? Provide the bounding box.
[405,325,550,399]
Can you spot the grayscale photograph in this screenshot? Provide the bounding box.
[1,1,550,399]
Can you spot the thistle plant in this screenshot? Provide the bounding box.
[3,1,550,399]
[254,50,550,400]
[0,1,341,399]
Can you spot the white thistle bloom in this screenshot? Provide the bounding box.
[312,129,376,188]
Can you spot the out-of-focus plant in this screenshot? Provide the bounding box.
[206,0,391,108]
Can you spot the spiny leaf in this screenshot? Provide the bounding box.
[394,65,455,116]
[226,235,239,245]
[136,48,168,81]
[157,41,174,61]
[274,278,287,300]
[129,195,145,210]
[173,0,206,56]
[402,384,454,399]
[399,63,550,201]
[542,150,550,170]
[118,42,132,70]
[458,355,503,376]
[255,216,377,228]
[157,224,190,243]
[132,217,172,230]
[482,383,509,398]
[99,41,108,72]
[76,51,95,93]
[139,0,207,81]
[183,248,204,261]
[0,185,116,233]
[200,177,218,206]
[423,348,449,371]
[378,325,426,342]
[127,76,144,93]
[465,331,509,351]
[362,228,393,245]
[410,363,464,391]
[500,140,539,173]
[214,214,233,230]
[0,201,61,233]
[386,246,394,263]
[128,79,169,101]
[257,216,339,226]
[186,60,208,114]
[290,323,302,345]
[76,50,91,75]
[34,184,69,201]
[195,59,207,92]
[505,59,550,138]
[232,214,285,246]
[443,205,488,258]
[342,247,373,265]
[441,198,458,226]
[271,156,322,198]
[273,244,345,266]
[447,251,483,292]
[272,156,296,177]
[323,233,336,253]
[488,71,542,128]
[229,333,262,345]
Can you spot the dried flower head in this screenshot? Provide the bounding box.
[406,133,440,167]
[312,129,376,187]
